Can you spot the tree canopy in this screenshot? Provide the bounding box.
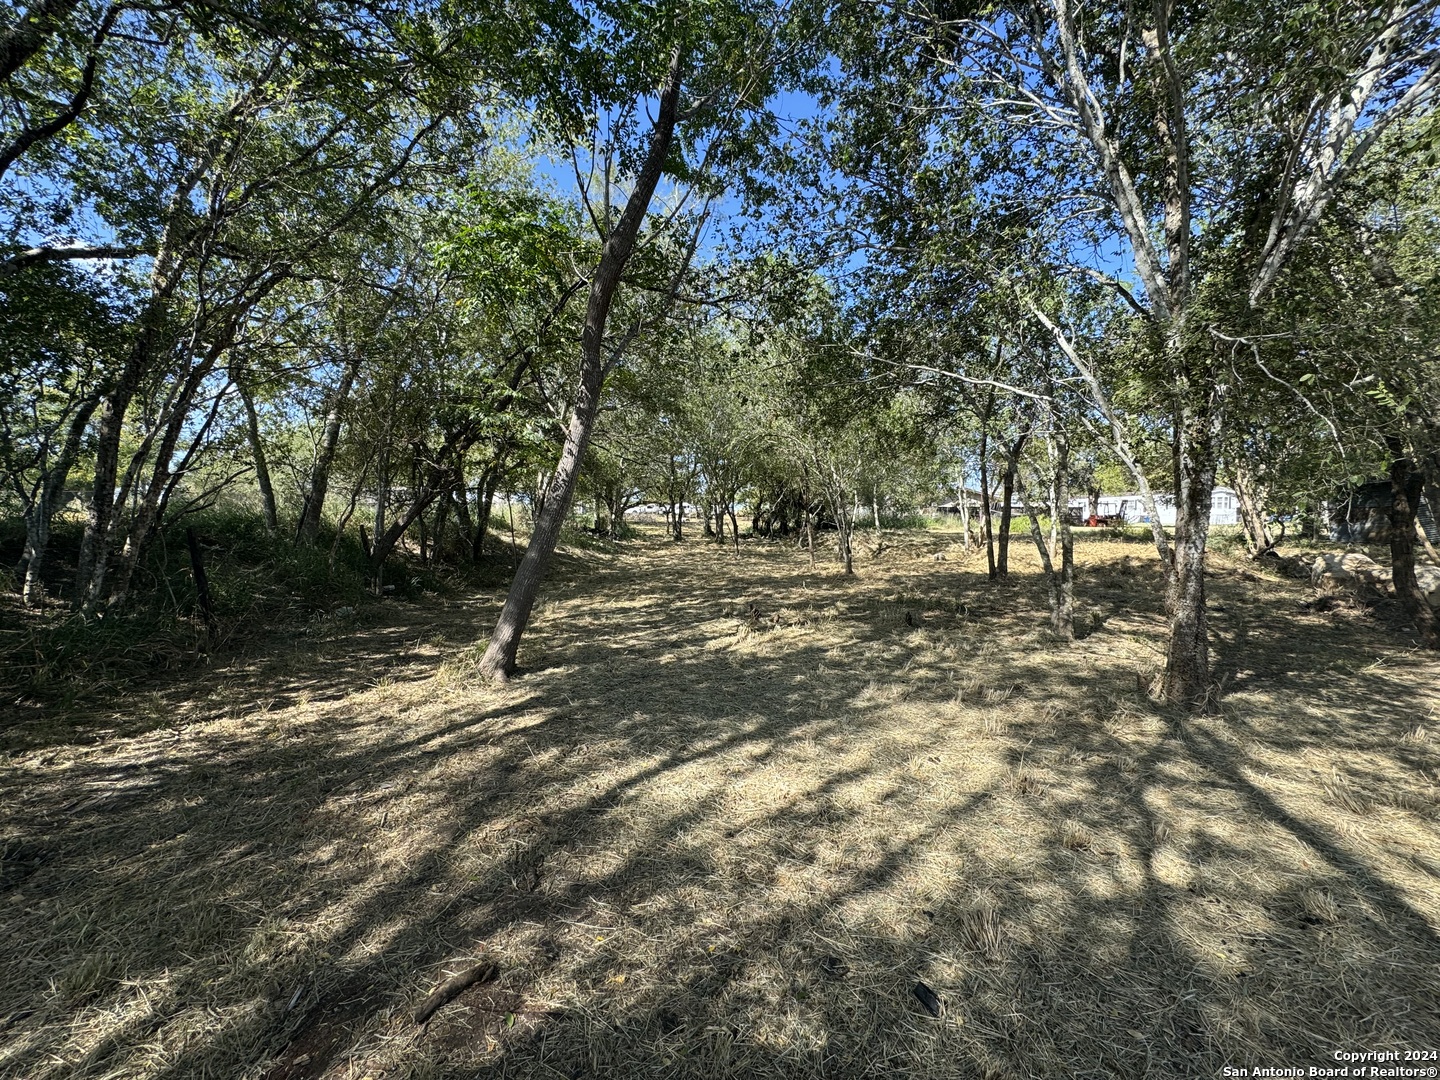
[3,0,1439,698]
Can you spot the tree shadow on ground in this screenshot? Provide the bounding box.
[1,535,1436,1079]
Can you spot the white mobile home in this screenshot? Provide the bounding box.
[1069,487,1240,527]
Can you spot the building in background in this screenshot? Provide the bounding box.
[1067,487,1240,527]
[1327,482,1440,543]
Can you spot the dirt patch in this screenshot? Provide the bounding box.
[1,530,1437,1079]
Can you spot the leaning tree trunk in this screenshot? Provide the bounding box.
[236,380,279,535]
[21,498,54,608]
[77,340,151,612]
[108,338,229,609]
[21,397,96,605]
[1231,462,1273,557]
[1388,450,1440,649]
[479,48,684,680]
[298,348,361,544]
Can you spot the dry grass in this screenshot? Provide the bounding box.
[1,529,1439,1080]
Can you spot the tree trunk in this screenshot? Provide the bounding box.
[473,472,499,561]
[1230,462,1273,556]
[1160,399,1222,705]
[107,341,229,609]
[1052,437,1075,639]
[372,440,390,591]
[1418,516,1440,567]
[236,380,279,535]
[77,342,150,612]
[370,489,441,571]
[432,491,451,562]
[329,459,371,574]
[997,429,1029,578]
[21,501,53,608]
[453,483,475,557]
[978,424,995,580]
[1388,451,1440,648]
[826,484,855,576]
[1019,415,1074,641]
[479,47,684,681]
[298,347,361,544]
[20,397,96,605]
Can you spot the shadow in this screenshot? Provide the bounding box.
[1,534,1437,1079]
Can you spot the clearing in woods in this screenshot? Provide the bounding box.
[1,530,1438,1079]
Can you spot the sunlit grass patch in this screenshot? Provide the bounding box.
[1,530,1437,1079]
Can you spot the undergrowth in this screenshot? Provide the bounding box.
[0,506,517,709]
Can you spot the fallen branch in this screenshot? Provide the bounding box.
[413,961,498,1025]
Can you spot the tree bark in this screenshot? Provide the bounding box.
[1160,391,1224,705]
[956,480,972,548]
[298,346,361,544]
[479,47,685,680]
[0,0,80,82]
[236,379,279,535]
[978,416,995,579]
[473,469,500,561]
[106,339,230,609]
[997,427,1029,578]
[1230,462,1273,556]
[1418,516,1440,567]
[77,341,150,611]
[453,480,475,556]
[20,397,96,606]
[1388,451,1440,648]
[1048,425,1075,639]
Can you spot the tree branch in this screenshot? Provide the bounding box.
[0,241,154,277]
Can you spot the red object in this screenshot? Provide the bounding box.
[1087,515,1099,527]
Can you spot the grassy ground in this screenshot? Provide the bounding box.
[1,528,1438,1079]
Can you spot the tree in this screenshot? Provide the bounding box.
[479,0,805,678]
[0,263,119,604]
[1251,113,1440,645]
[814,0,1440,703]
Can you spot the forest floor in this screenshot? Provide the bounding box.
[2,528,1439,1080]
